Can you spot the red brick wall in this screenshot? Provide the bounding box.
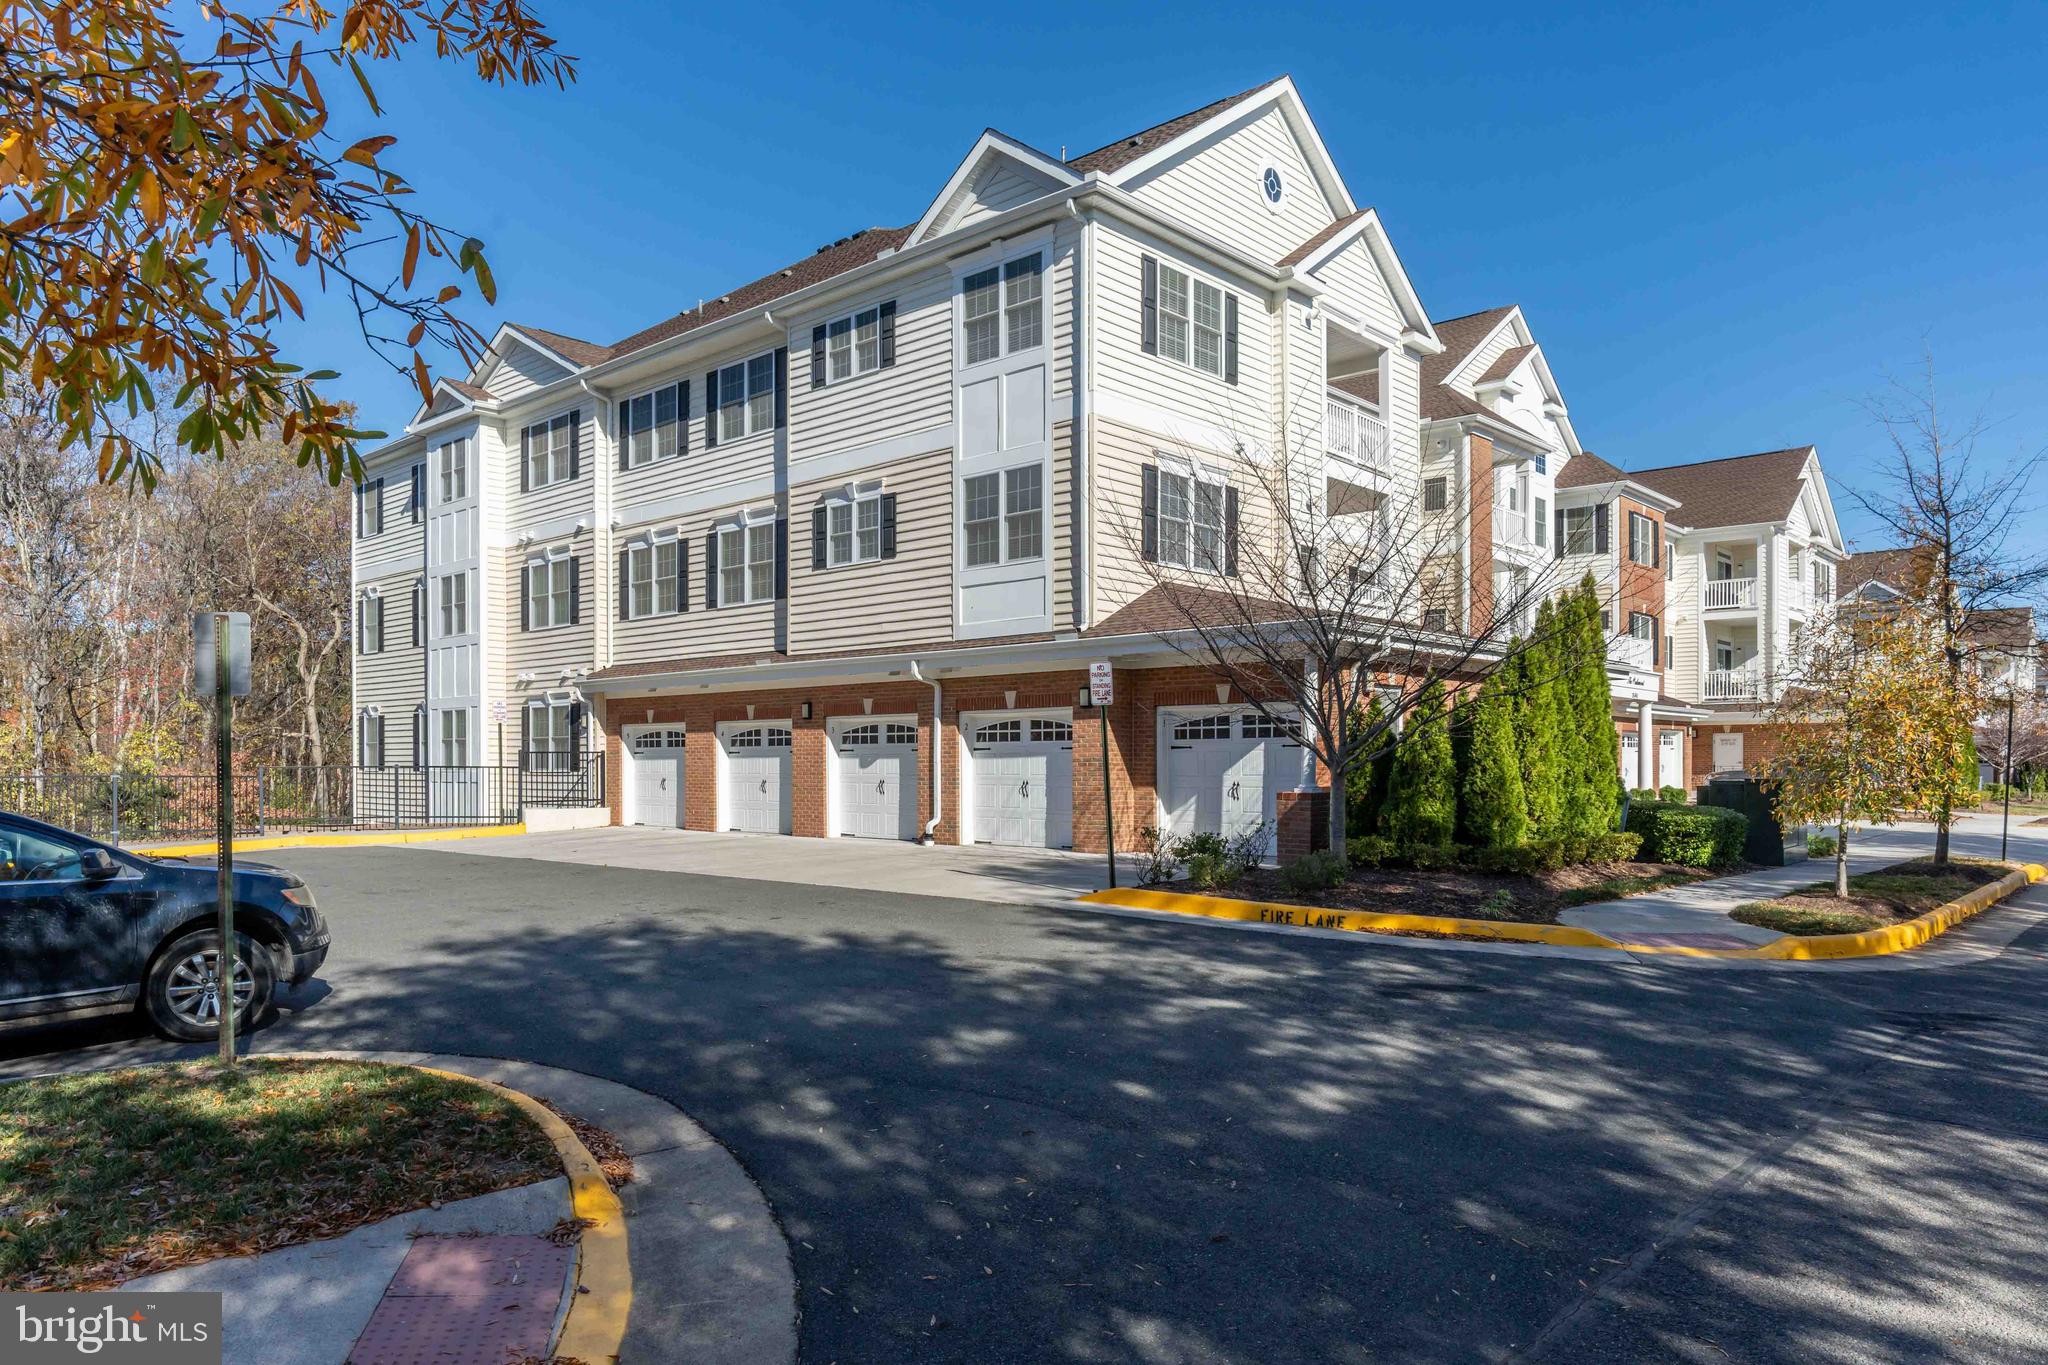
[1467,434,1495,635]
[1615,494,1667,679]
[1690,721,1811,782]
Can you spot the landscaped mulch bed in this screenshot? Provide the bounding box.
[1155,859,1719,925]
[0,1058,563,1291]
[1731,858,2014,936]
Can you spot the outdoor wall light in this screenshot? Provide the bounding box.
[800,701,813,720]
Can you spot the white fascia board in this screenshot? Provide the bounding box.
[497,325,590,375]
[358,430,429,470]
[1443,308,1526,392]
[1107,77,1357,218]
[907,129,1080,246]
[1422,409,1557,457]
[1554,479,1681,513]
[1290,208,1437,344]
[1800,450,1846,550]
[1088,184,1312,295]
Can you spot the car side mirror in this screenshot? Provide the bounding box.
[79,848,119,882]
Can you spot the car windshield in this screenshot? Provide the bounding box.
[0,829,88,882]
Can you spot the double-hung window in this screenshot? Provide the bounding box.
[1156,468,1227,572]
[827,494,884,567]
[1628,511,1659,567]
[524,413,576,490]
[525,557,575,629]
[439,709,468,766]
[358,479,384,537]
[962,253,1043,364]
[1534,495,1549,548]
[437,437,469,503]
[526,701,574,772]
[717,522,776,606]
[823,307,886,384]
[964,466,1042,568]
[714,354,776,442]
[1157,263,1225,375]
[1562,507,1598,555]
[411,580,427,646]
[621,382,684,468]
[627,540,682,618]
[358,593,384,654]
[438,572,469,637]
[358,711,384,767]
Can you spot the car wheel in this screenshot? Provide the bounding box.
[143,929,276,1043]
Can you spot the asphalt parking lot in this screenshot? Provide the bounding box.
[8,834,2048,1364]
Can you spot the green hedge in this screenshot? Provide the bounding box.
[1629,801,1746,868]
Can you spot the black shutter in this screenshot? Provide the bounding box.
[810,325,827,388]
[518,706,530,771]
[1652,619,1661,667]
[675,538,690,613]
[519,563,531,632]
[1141,255,1159,355]
[410,464,424,523]
[773,348,788,429]
[413,584,423,647]
[678,380,690,456]
[1224,486,1240,577]
[704,532,718,609]
[1141,464,1159,562]
[1223,294,1239,385]
[617,400,630,471]
[375,715,386,768]
[774,517,789,598]
[1594,503,1611,554]
[1554,507,1566,560]
[880,493,898,559]
[811,505,828,570]
[618,546,631,621]
[567,411,581,480]
[704,370,720,449]
[570,701,587,765]
[1652,521,1662,569]
[878,300,897,368]
[374,597,385,653]
[519,430,530,493]
[568,554,582,625]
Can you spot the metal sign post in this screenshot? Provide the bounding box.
[194,612,251,1065]
[1089,661,1116,888]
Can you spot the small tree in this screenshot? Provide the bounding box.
[1759,610,1957,896]
[1385,679,1456,849]
[1508,612,1565,837]
[1460,674,1528,850]
[1344,696,1392,837]
[1566,581,1624,835]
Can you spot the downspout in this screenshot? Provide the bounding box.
[911,659,943,842]
[1066,200,1094,630]
[578,376,610,669]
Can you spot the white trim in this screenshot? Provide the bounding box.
[1289,209,1437,346]
[825,710,920,839]
[1106,78,1355,218]
[613,471,782,539]
[908,130,1081,247]
[787,425,952,486]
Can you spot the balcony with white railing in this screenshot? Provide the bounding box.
[1703,576,1758,610]
[1325,395,1390,478]
[1609,634,1655,671]
[1703,664,1763,701]
[1492,507,1535,550]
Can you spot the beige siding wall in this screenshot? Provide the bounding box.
[1090,415,1276,622]
[787,445,954,654]
[788,266,952,457]
[1093,222,1274,448]
[1457,324,1519,394]
[504,402,598,534]
[1122,102,1337,264]
[1669,543,1701,702]
[354,566,425,719]
[485,339,571,400]
[351,461,424,575]
[1307,236,1405,341]
[501,533,597,697]
[1050,219,1079,400]
[608,496,782,666]
[613,347,781,513]
[953,159,1060,229]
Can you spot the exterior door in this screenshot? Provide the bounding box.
[964,714,1074,848]
[833,719,919,840]
[627,726,686,828]
[1658,731,1684,789]
[1619,732,1639,786]
[1712,731,1744,774]
[721,724,792,834]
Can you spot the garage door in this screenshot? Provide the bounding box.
[1160,709,1311,860]
[965,713,1073,848]
[628,726,687,828]
[721,723,792,834]
[833,718,918,840]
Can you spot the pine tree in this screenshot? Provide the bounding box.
[1566,581,1624,836]
[1461,673,1529,850]
[1386,679,1457,849]
[1512,607,1564,837]
[1344,696,1393,836]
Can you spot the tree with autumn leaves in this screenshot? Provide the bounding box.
[0,1,574,488]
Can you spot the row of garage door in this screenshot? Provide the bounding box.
[623,707,1314,857]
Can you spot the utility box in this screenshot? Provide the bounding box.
[1697,776,1806,865]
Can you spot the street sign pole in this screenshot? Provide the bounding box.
[2002,688,2015,863]
[212,614,237,1066]
[1090,662,1116,888]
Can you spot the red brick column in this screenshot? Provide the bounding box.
[1274,790,1318,861]
[791,708,828,838]
[601,699,625,826]
[1468,433,1495,635]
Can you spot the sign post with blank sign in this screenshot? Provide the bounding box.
[1089,661,1116,888]
[193,612,250,1066]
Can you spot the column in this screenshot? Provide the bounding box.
[1637,700,1656,791]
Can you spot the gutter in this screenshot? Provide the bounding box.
[1068,201,1094,631]
[910,660,942,842]
[579,376,612,667]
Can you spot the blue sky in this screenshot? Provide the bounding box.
[283,1,2048,555]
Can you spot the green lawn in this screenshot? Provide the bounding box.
[1732,858,2012,936]
[0,1059,559,1290]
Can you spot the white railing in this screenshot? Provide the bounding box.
[1493,508,1533,549]
[1704,665,1762,701]
[1325,397,1390,473]
[1609,635,1655,670]
[1704,576,1758,609]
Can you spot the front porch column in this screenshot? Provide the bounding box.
[1637,700,1656,790]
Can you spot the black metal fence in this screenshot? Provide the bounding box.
[0,758,606,845]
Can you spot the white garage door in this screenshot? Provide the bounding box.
[965,713,1073,848]
[628,726,686,828]
[833,719,918,840]
[1160,709,1311,861]
[721,723,792,834]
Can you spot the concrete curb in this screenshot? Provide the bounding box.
[136,823,527,857]
[415,1065,631,1364]
[1078,861,2048,962]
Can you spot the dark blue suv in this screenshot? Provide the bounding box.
[0,811,330,1041]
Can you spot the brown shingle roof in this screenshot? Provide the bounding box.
[1065,78,1286,174]
[1276,209,1367,267]
[1474,344,1536,385]
[1416,307,1518,423]
[443,379,492,402]
[509,324,610,368]
[1840,545,1932,597]
[1330,373,1379,406]
[1086,583,1295,639]
[1630,448,1815,530]
[1555,452,1628,489]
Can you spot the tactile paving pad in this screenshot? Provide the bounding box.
[348,1234,572,1365]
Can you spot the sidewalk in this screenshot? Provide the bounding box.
[125,1053,796,1365]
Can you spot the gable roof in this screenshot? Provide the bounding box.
[1475,344,1537,386]
[1630,448,1816,529]
[1066,78,1286,173]
[1840,545,1931,597]
[1555,452,1628,489]
[1276,210,1369,267]
[1424,307,1517,388]
[908,129,1080,246]
[508,324,609,369]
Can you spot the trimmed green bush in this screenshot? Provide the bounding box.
[1280,851,1348,895]
[1406,843,1460,872]
[1587,831,1643,862]
[1507,615,1564,838]
[1384,679,1456,850]
[1808,832,1838,859]
[1346,834,1395,869]
[1630,801,1746,868]
[1459,677,1528,851]
[1343,698,1393,837]
[1658,785,1686,804]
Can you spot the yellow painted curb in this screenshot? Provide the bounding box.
[418,1066,632,1365]
[1078,886,1625,949]
[137,823,527,858]
[1081,862,2048,961]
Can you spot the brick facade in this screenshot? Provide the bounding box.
[1614,493,1667,677]
[1467,434,1495,635]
